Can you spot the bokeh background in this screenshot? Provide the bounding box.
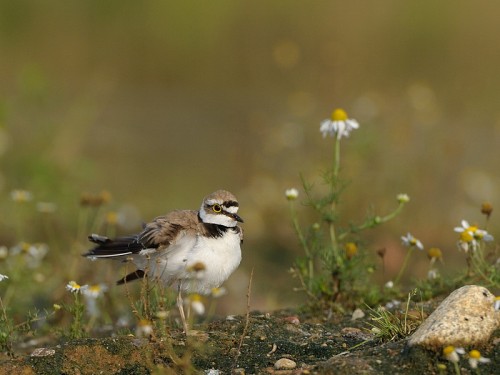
[1,1,500,316]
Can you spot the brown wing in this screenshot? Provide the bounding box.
[84,210,200,258]
[139,210,199,248]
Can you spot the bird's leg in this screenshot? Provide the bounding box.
[176,288,189,334]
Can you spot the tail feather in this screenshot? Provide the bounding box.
[83,234,144,258]
[116,270,146,284]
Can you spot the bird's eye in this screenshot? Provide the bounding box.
[212,204,222,213]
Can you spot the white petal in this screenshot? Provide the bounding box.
[346,119,359,129]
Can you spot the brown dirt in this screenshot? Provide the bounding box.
[0,308,498,374]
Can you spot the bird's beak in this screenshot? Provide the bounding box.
[232,213,244,223]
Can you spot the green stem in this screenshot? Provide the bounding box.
[329,136,343,268]
[338,202,406,241]
[394,247,415,285]
[290,203,314,287]
[452,361,462,375]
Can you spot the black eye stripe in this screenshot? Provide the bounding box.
[223,201,239,208]
[205,201,239,210]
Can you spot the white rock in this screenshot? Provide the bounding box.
[351,308,365,320]
[408,285,500,349]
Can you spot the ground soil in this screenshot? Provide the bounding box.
[0,307,498,374]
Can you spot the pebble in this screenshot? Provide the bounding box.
[351,308,365,320]
[408,285,500,349]
[283,315,300,325]
[30,348,56,357]
[274,358,297,370]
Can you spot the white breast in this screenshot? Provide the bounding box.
[182,230,242,294]
[133,229,242,295]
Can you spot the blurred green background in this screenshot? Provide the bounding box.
[1,1,500,315]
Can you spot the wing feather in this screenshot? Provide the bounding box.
[83,210,198,259]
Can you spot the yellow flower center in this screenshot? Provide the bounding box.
[345,242,358,259]
[469,350,481,359]
[69,281,81,290]
[331,108,348,121]
[460,231,473,242]
[106,212,118,225]
[89,285,101,293]
[443,346,455,355]
[427,247,442,259]
[190,293,202,302]
[467,225,478,233]
[20,242,31,253]
[138,319,151,327]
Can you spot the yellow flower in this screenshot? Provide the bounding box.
[345,242,358,260]
[480,202,493,217]
[105,211,119,225]
[427,247,442,261]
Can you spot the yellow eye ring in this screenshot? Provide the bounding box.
[212,204,222,213]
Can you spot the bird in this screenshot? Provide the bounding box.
[83,189,244,333]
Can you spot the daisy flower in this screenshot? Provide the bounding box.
[10,242,48,268]
[82,283,108,298]
[401,233,424,250]
[384,280,394,289]
[66,281,88,294]
[187,294,205,316]
[494,296,500,311]
[135,319,153,338]
[320,108,359,139]
[0,274,8,282]
[454,220,493,252]
[427,269,440,280]
[10,190,33,202]
[285,188,299,201]
[82,283,107,317]
[443,346,465,363]
[454,220,494,241]
[396,194,410,204]
[211,287,227,298]
[468,349,490,369]
[427,247,442,268]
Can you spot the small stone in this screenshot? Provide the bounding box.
[408,285,500,349]
[283,315,300,324]
[341,327,373,341]
[31,347,56,357]
[351,308,365,320]
[274,358,297,370]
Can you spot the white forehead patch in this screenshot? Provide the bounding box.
[205,199,221,206]
[224,206,238,214]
